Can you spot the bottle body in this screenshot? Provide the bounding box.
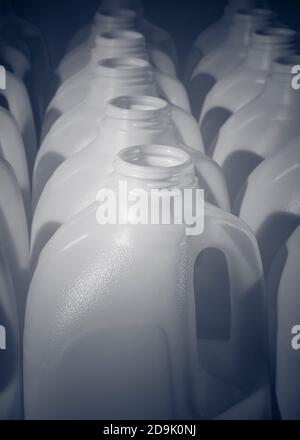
[213,56,300,205]
[184,0,257,83]
[0,237,22,420]
[0,159,29,325]
[25,145,269,420]
[274,226,300,420]
[187,8,274,120]
[199,27,297,151]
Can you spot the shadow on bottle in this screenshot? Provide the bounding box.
[187,73,216,121]
[200,107,232,153]
[222,150,263,206]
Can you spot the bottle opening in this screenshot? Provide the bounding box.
[106,96,169,120]
[96,57,152,78]
[114,145,194,181]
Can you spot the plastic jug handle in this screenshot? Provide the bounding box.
[183,145,230,212]
[170,104,204,152]
[149,46,177,78]
[154,68,191,113]
[188,207,265,382]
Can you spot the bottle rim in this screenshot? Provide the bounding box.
[114,145,194,181]
[96,57,152,78]
[105,96,170,120]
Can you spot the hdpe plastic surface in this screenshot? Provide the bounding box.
[31,96,229,271]
[187,8,274,120]
[200,27,297,151]
[237,137,300,389]
[0,247,22,420]
[25,145,269,420]
[0,158,29,324]
[33,58,200,208]
[213,55,300,205]
[43,30,178,138]
[271,226,300,420]
[184,0,256,83]
[238,136,300,276]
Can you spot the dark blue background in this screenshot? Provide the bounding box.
[12,0,300,66]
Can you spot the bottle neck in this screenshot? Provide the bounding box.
[100,0,144,18]
[86,58,156,108]
[227,9,274,48]
[263,56,300,111]
[91,31,148,64]
[113,145,197,191]
[103,96,172,131]
[244,28,297,71]
[92,9,137,37]
[244,45,295,71]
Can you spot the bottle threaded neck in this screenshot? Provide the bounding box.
[251,27,298,50]
[94,30,145,49]
[234,8,275,27]
[114,145,195,188]
[92,31,147,61]
[94,9,137,29]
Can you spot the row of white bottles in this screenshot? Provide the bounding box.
[0,0,295,421]
[31,95,230,273]
[0,0,45,420]
[42,29,181,140]
[22,0,281,421]
[65,0,178,70]
[183,1,300,420]
[33,56,198,208]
